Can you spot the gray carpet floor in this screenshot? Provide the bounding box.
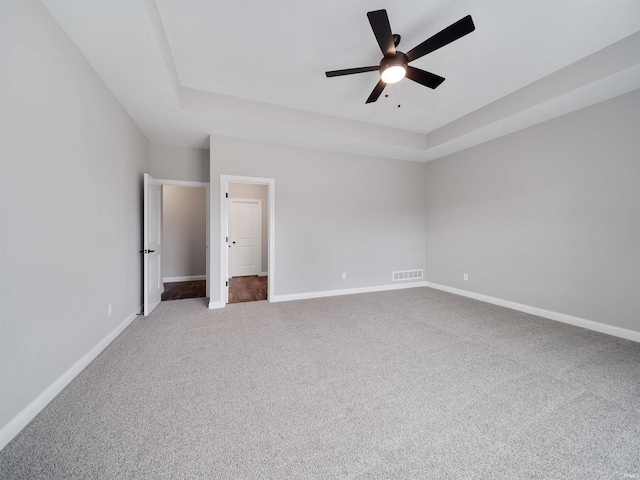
[1,288,639,479]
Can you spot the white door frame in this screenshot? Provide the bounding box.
[220,175,275,305]
[157,179,210,299]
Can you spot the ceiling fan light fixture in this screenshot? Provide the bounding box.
[381,63,406,83]
[325,10,476,103]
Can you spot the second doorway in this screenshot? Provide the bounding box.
[228,182,268,303]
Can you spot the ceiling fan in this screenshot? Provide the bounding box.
[325,9,475,103]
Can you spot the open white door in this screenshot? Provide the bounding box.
[143,173,163,316]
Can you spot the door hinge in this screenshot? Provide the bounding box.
[226,236,228,243]
[225,192,228,198]
[226,281,228,287]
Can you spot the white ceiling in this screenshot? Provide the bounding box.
[42,0,640,162]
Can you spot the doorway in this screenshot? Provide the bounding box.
[161,184,208,302]
[220,176,274,305]
[143,174,210,315]
[228,185,266,303]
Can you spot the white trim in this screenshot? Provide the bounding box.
[163,275,206,282]
[156,178,210,299]
[208,300,225,309]
[0,307,142,452]
[271,281,427,303]
[259,272,268,277]
[424,281,640,343]
[219,175,275,309]
[155,179,209,188]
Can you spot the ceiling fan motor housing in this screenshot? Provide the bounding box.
[380,51,408,71]
[380,52,408,83]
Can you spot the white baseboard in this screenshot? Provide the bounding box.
[208,300,225,309]
[0,307,142,452]
[259,272,268,277]
[424,281,640,343]
[163,275,206,283]
[271,281,427,303]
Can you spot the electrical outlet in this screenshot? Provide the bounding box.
[108,304,112,316]
[463,273,469,281]
[342,272,347,280]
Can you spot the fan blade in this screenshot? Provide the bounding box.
[325,66,379,77]
[406,15,475,62]
[365,80,386,104]
[367,9,396,57]
[405,66,445,89]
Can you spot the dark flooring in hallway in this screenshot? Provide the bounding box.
[229,275,268,304]
[162,280,206,301]
[161,276,267,303]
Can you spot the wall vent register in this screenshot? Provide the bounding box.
[393,269,423,281]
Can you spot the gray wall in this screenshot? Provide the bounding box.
[229,183,268,274]
[150,143,209,183]
[0,1,149,430]
[210,136,427,301]
[163,186,207,279]
[424,89,640,331]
